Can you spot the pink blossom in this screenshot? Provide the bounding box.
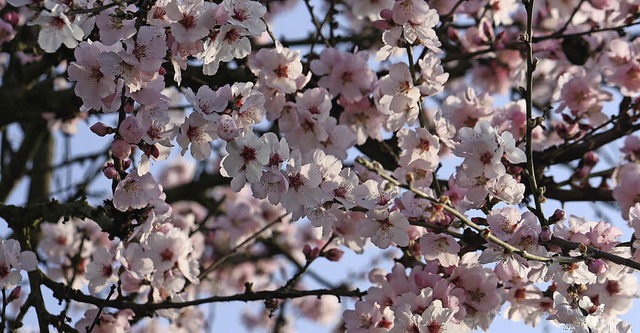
[112,172,166,212]
[176,112,217,160]
[310,48,375,102]
[417,52,448,96]
[359,209,410,249]
[224,0,266,36]
[202,24,251,75]
[249,42,304,94]
[75,309,134,333]
[85,247,118,294]
[419,232,460,267]
[68,41,118,111]
[30,3,84,53]
[166,0,215,43]
[0,239,37,289]
[220,130,269,191]
[146,227,198,283]
[338,96,384,145]
[95,3,137,46]
[486,206,522,241]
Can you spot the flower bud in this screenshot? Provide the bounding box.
[111,139,131,160]
[7,286,21,303]
[539,228,552,242]
[217,115,239,141]
[302,244,319,260]
[90,122,112,137]
[549,209,566,224]
[323,248,344,262]
[3,12,19,26]
[119,116,144,144]
[587,259,608,274]
[583,151,599,167]
[379,8,393,20]
[124,102,135,114]
[372,19,392,30]
[103,165,119,180]
[574,165,590,179]
[143,144,160,159]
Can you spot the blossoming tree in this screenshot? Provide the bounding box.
[2,0,640,331]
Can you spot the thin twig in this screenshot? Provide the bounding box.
[86,285,116,333]
[197,213,289,280]
[522,0,546,225]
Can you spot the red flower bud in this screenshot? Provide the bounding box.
[323,248,344,262]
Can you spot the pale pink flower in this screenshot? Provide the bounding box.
[310,48,375,102]
[251,170,288,205]
[146,227,198,283]
[95,3,137,46]
[353,179,399,210]
[338,96,384,145]
[229,82,266,129]
[454,120,505,179]
[30,3,84,53]
[281,149,324,219]
[555,69,611,126]
[397,127,440,167]
[147,0,173,27]
[249,42,304,94]
[220,130,269,191]
[487,206,522,241]
[490,173,525,204]
[346,0,393,21]
[418,300,456,332]
[85,247,118,294]
[548,293,606,333]
[67,41,118,111]
[612,163,640,220]
[183,85,229,119]
[98,51,151,93]
[318,117,357,160]
[119,116,145,144]
[112,172,165,212]
[116,243,153,281]
[377,62,421,131]
[166,0,215,43]
[343,299,394,331]
[202,24,251,75]
[391,0,432,25]
[420,232,460,267]
[401,5,440,52]
[417,52,448,96]
[76,309,134,333]
[176,112,217,160]
[621,135,640,161]
[120,26,167,74]
[441,87,493,130]
[0,20,16,45]
[224,0,266,36]
[585,221,622,251]
[359,209,410,249]
[0,239,37,289]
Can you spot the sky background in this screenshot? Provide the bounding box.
[4,0,640,332]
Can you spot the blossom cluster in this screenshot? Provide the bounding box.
[3,0,640,331]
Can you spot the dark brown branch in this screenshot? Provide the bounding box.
[535,121,640,166]
[0,200,112,231]
[40,271,364,315]
[544,187,614,203]
[548,236,640,271]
